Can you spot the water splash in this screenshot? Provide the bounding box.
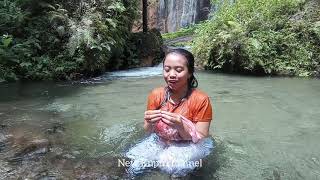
[103,64,163,79]
[125,133,214,177]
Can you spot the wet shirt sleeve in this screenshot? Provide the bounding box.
[147,88,162,110]
[193,96,213,122]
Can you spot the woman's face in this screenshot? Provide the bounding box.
[163,53,191,92]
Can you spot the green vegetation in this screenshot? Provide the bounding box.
[0,0,162,82]
[193,0,320,76]
[162,25,198,47]
[169,41,193,47]
[162,25,198,41]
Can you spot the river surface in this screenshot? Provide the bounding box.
[0,65,320,179]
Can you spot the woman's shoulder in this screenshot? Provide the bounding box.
[147,87,166,110]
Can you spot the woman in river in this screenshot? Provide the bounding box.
[126,48,214,177]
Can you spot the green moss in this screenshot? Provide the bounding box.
[162,25,198,40]
[169,41,193,47]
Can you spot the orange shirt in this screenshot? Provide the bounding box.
[147,87,213,123]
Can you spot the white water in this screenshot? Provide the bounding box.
[105,64,163,78]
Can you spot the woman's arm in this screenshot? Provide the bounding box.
[178,119,211,141]
[194,121,211,138]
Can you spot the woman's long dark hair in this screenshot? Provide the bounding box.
[164,48,198,90]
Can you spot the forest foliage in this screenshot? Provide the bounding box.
[193,0,320,76]
[0,0,149,82]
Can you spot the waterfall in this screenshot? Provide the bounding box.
[180,0,198,27]
[157,0,211,33]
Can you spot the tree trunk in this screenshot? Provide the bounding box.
[142,0,148,33]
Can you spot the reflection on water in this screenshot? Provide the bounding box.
[0,68,320,179]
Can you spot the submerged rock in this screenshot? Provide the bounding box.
[62,153,75,159]
[0,134,6,152]
[0,133,12,152]
[45,122,65,134]
[0,133,7,142]
[8,139,50,163]
[72,156,126,179]
[0,123,7,129]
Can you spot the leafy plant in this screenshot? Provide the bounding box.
[193,0,320,76]
[0,0,143,82]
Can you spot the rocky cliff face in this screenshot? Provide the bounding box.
[133,0,211,33]
[158,0,211,32]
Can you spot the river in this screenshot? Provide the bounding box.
[0,65,320,179]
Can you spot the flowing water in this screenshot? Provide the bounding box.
[158,0,211,32]
[0,65,320,179]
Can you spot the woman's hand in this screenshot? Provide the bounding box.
[159,111,183,130]
[144,110,162,124]
[144,110,162,133]
[160,111,194,140]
